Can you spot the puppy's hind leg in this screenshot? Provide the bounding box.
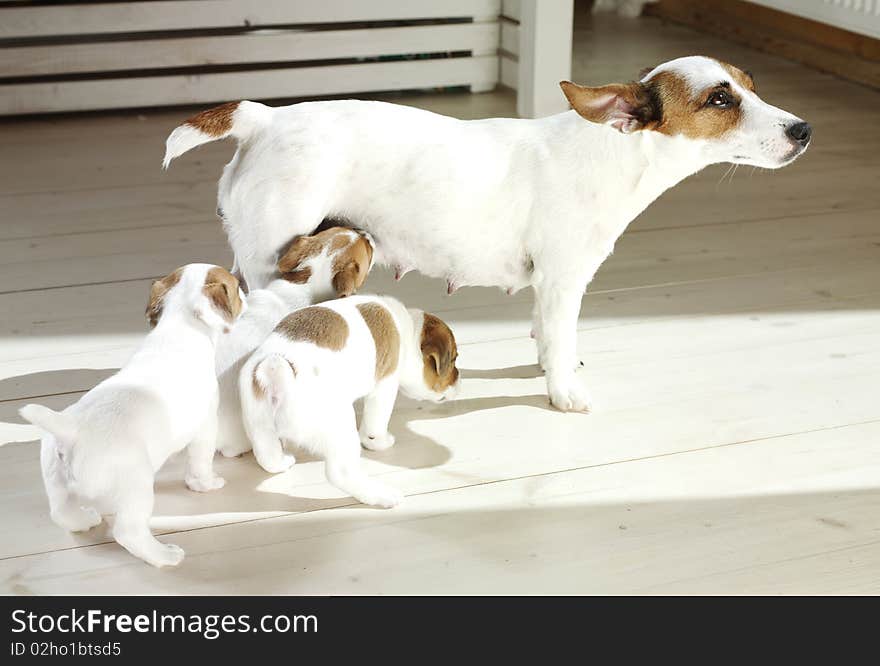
[240,356,296,474]
[358,377,399,451]
[185,403,226,492]
[323,406,403,508]
[111,468,184,568]
[40,436,101,532]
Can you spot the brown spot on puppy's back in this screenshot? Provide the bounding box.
[204,266,244,323]
[146,267,184,328]
[420,313,459,392]
[185,101,239,136]
[276,306,349,350]
[357,303,400,380]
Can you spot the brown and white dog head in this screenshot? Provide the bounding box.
[277,226,374,299]
[146,263,246,333]
[401,308,460,402]
[560,55,810,168]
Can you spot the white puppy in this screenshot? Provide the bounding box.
[240,295,460,508]
[164,56,810,414]
[216,226,374,457]
[19,264,245,568]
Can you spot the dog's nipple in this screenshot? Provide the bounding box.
[394,265,410,281]
[446,280,458,295]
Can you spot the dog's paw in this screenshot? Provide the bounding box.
[359,483,404,509]
[359,430,396,451]
[260,452,296,475]
[146,543,185,568]
[548,376,593,413]
[185,474,226,493]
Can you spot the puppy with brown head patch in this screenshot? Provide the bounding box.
[215,226,374,458]
[19,264,245,568]
[239,295,460,508]
[165,56,808,416]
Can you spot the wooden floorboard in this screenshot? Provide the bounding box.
[1,11,878,593]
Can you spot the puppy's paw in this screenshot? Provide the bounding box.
[185,474,226,493]
[260,452,296,475]
[53,507,102,533]
[359,483,404,509]
[146,543,185,568]
[547,375,593,413]
[359,430,396,451]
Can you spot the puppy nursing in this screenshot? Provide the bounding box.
[240,296,459,508]
[20,264,245,567]
[215,226,373,457]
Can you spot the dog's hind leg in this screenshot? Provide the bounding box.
[40,436,102,532]
[111,469,184,568]
[185,401,226,492]
[323,405,403,508]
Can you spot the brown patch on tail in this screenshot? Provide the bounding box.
[185,101,239,137]
[357,303,400,380]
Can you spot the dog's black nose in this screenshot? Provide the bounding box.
[786,121,812,146]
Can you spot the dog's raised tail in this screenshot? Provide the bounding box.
[162,100,271,169]
[19,404,76,444]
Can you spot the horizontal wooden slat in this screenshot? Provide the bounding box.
[0,0,502,39]
[0,55,499,115]
[2,22,500,78]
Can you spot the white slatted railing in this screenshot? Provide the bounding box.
[0,0,503,115]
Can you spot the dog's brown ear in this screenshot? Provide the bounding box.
[145,268,183,328]
[420,313,459,391]
[331,260,361,297]
[560,80,660,134]
[331,235,373,297]
[278,236,317,277]
[204,267,243,323]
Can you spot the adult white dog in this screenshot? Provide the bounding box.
[164,56,810,412]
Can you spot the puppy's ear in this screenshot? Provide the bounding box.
[278,236,314,275]
[331,236,373,297]
[559,80,660,134]
[420,313,459,390]
[331,260,361,297]
[203,267,243,324]
[145,268,183,328]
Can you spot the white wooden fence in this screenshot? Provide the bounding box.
[0,0,573,117]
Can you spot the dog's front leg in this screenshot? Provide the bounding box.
[535,281,591,413]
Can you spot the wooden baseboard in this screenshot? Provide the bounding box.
[644,0,880,89]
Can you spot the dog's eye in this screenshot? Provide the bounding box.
[706,91,733,108]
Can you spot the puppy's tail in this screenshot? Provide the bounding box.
[19,404,77,447]
[239,354,297,444]
[162,100,272,169]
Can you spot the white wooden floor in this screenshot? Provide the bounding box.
[2,12,880,595]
